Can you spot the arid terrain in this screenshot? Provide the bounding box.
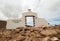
[0,25,60,41]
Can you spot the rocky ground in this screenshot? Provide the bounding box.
[0,25,60,41]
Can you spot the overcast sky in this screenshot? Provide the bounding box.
[0,0,60,25]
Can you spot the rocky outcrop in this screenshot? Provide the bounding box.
[0,25,60,41]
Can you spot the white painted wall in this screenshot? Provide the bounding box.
[6,10,50,29]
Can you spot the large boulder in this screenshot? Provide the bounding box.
[40,29,57,36]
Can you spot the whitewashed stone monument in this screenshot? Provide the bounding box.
[6,9,50,29]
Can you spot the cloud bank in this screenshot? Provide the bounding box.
[0,0,60,25]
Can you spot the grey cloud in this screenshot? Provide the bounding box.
[48,0,60,12]
[1,4,22,18]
